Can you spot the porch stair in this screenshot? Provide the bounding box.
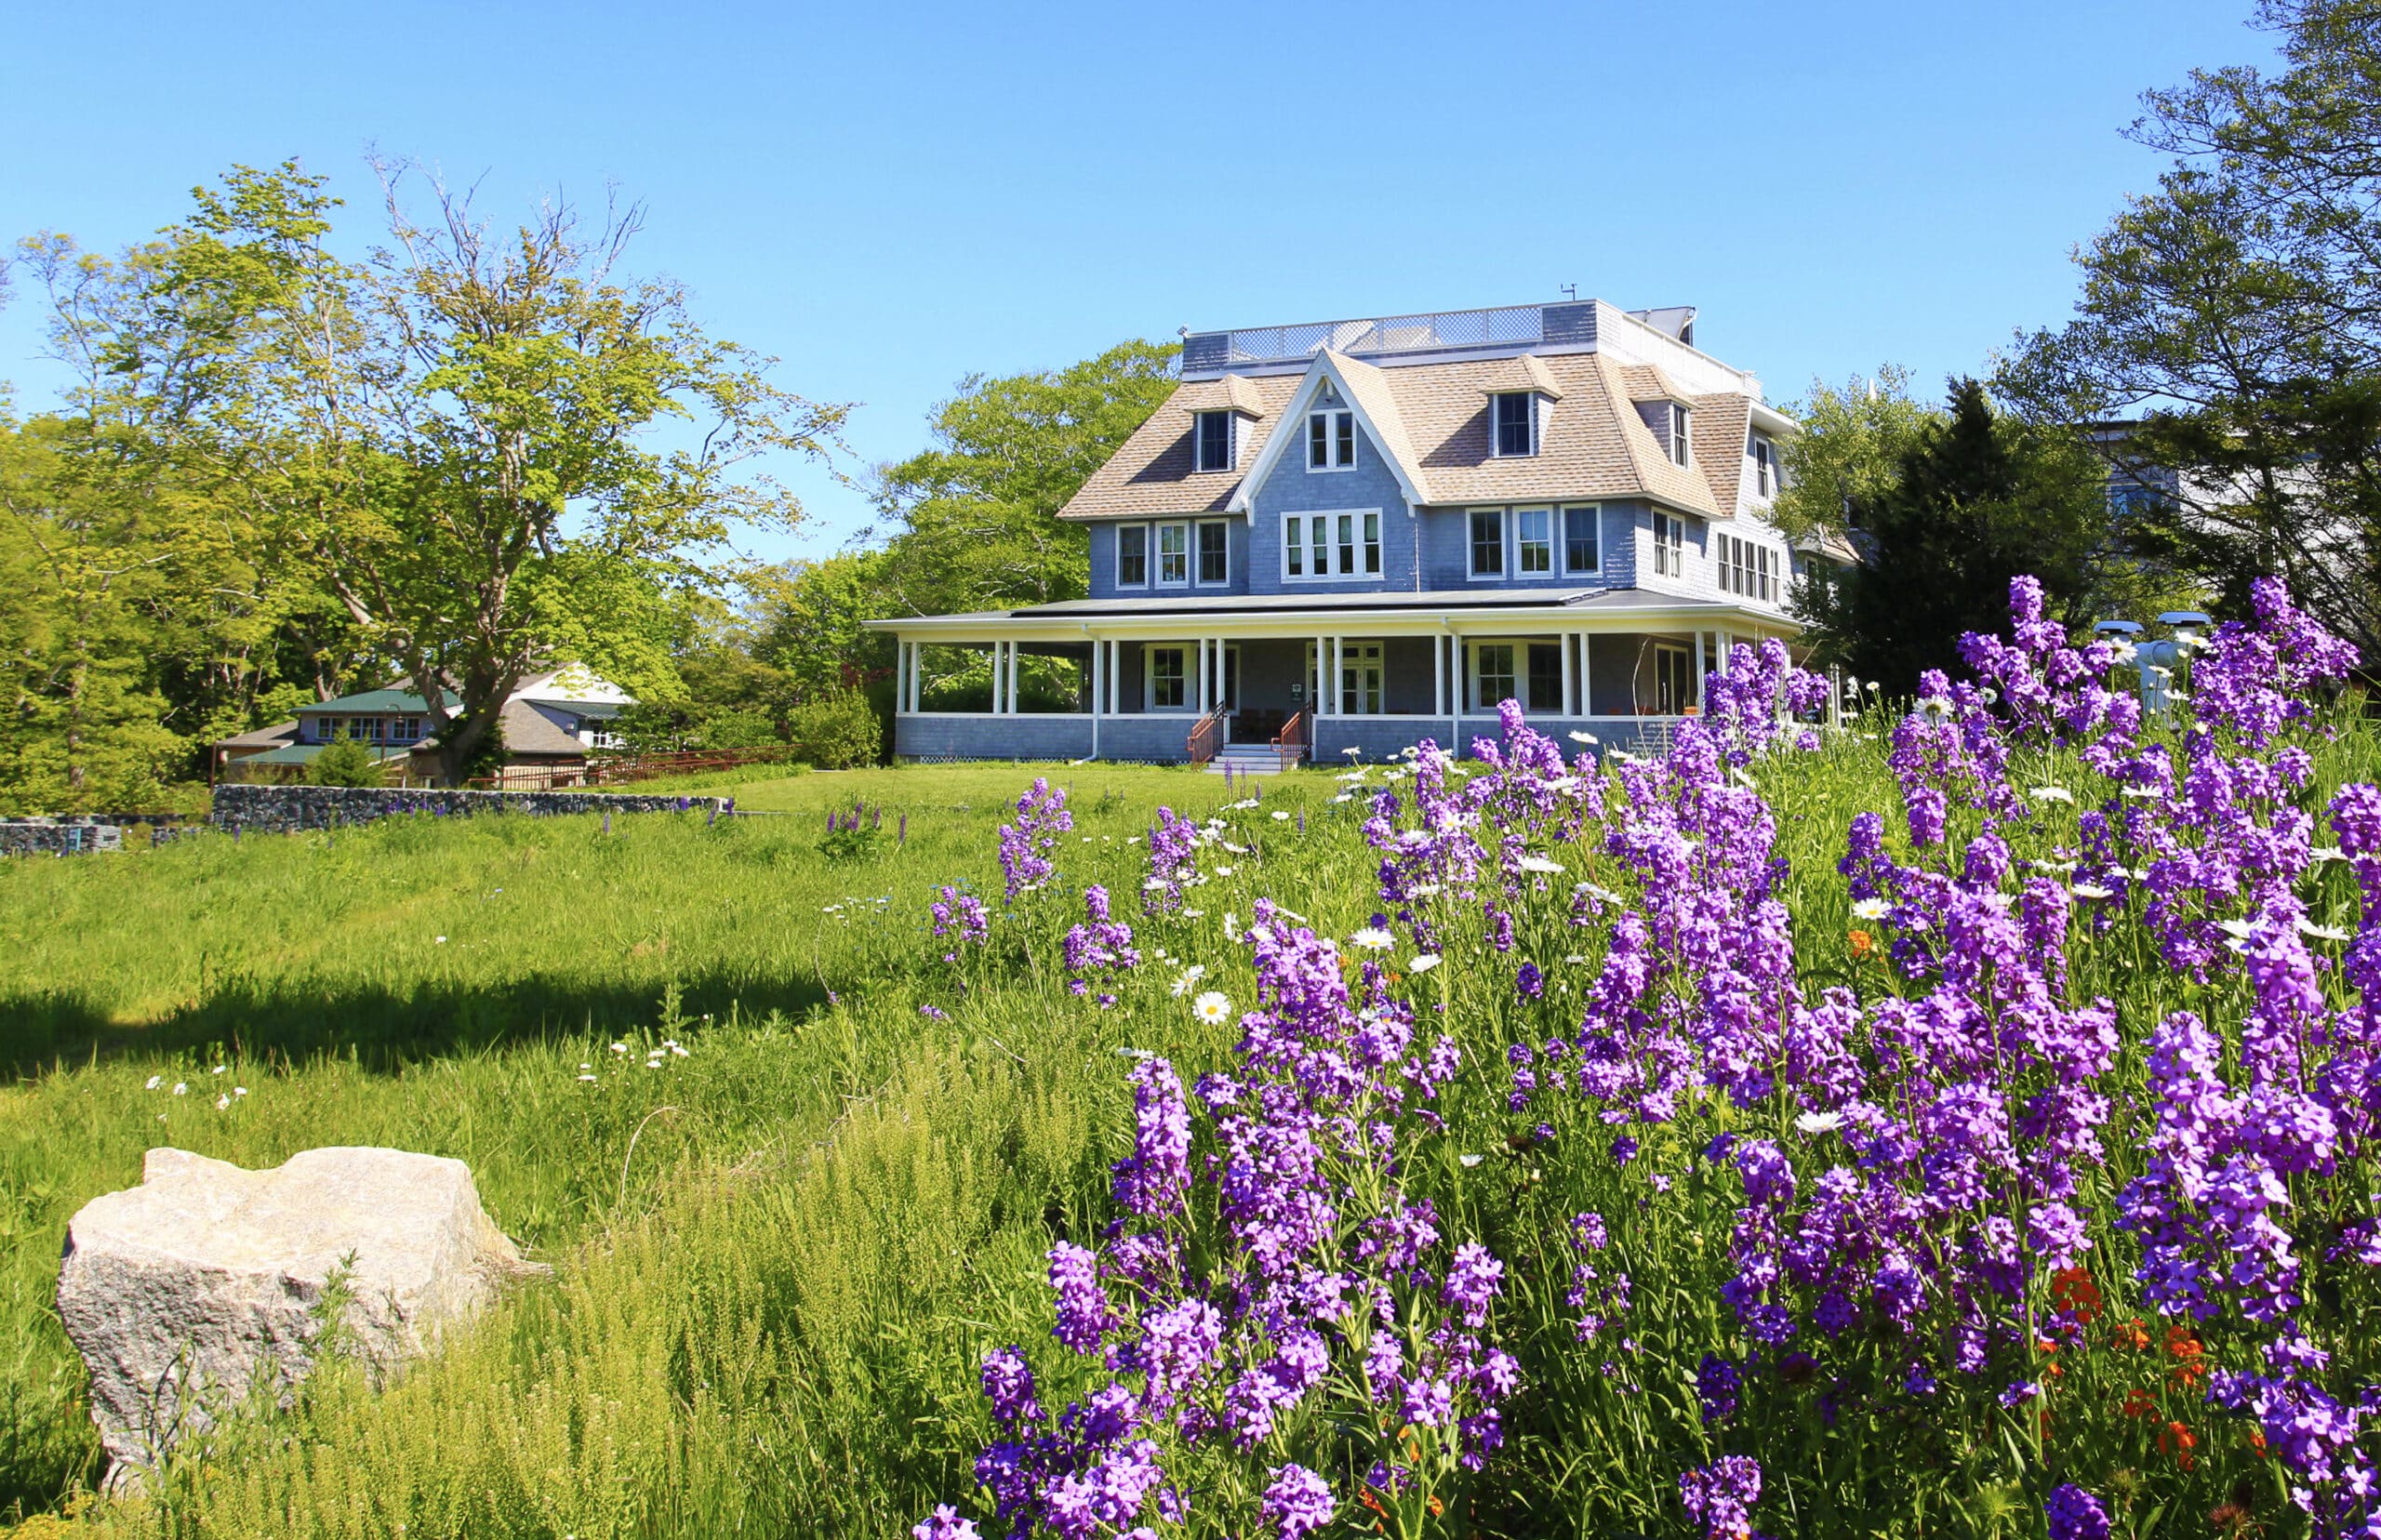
[1206,742,1301,775]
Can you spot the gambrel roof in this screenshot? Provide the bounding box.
[1058,349,1779,523]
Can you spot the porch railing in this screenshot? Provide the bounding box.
[1271,710,1309,773]
[1187,710,1226,765]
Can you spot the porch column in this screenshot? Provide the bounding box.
[892,640,905,714]
[1313,633,1328,715]
[1693,631,1708,711]
[1090,637,1105,718]
[1332,636,1346,716]
[1578,633,1593,721]
[1560,630,1576,719]
[1432,630,1446,716]
[1007,641,1021,714]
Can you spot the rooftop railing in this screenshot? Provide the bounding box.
[1207,303,1550,369]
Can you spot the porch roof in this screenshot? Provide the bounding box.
[866,588,1795,639]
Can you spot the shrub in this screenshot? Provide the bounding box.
[788,689,881,770]
[308,735,382,788]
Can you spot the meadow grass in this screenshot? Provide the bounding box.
[4,711,2377,1538]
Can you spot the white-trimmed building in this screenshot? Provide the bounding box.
[869,298,1835,763]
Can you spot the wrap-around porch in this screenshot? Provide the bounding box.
[880,605,1802,764]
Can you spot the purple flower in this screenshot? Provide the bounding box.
[1679,1455,1762,1540]
[911,1505,980,1540]
[1259,1464,1335,1540]
[2044,1483,2109,1540]
[1048,1242,1112,1353]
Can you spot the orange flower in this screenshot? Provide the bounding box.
[1426,1496,1444,1519]
[1848,928,1875,959]
[2251,1429,2269,1459]
[2112,1317,2150,1352]
[2166,1328,2207,1390]
[2050,1266,2103,1323]
[2160,1419,2198,1471]
[2122,1388,2157,1418]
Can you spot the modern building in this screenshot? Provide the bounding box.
[212,665,634,784]
[868,297,1831,763]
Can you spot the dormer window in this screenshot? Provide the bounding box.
[1194,410,1235,473]
[1669,404,1694,469]
[1491,392,1540,458]
[1308,408,1355,471]
[1750,433,1775,498]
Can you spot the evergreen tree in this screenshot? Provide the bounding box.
[1794,378,2108,693]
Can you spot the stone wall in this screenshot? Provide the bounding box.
[209,784,733,836]
[0,820,126,856]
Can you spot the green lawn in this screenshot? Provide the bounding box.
[0,763,1335,1532]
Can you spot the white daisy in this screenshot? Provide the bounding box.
[171,1082,187,1095]
[1349,927,1395,950]
[2297,918,2351,942]
[1852,898,1891,921]
[1408,953,1441,974]
[1270,810,1291,822]
[1567,730,1599,745]
[1794,1109,1844,1135]
[144,1075,162,1091]
[1170,964,1207,997]
[1516,855,1565,875]
[2312,846,2348,864]
[2070,883,2117,901]
[2029,787,2074,805]
[1192,990,1233,1027]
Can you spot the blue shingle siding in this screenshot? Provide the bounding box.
[1244,415,1420,594]
[1089,515,1251,600]
[897,715,1096,761]
[1540,302,1597,350]
[1182,332,1230,375]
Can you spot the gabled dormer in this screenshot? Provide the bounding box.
[1230,350,1432,517]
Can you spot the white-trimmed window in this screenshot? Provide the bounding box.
[1654,642,1695,714]
[1750,433,1775,498]
[1467,640,1563,713]
[1156,522,1190,586]
[1117,524,1149,587]
[1469,509,1505,578]
[1147,645,1187,710]
[1281,510,1380,580]
[1194,411,1236,473]
[1196,520,1230,585]
[1308,409,1356,471]
[1715,532,1782,602]
[1669,404,1694,469]
[1514,508,1552,575]
[1472,642,1517,708]
[1340,642,1385,714]
[1652,511,1686,578]
[1562,504,1601,575]
[1492,392,1538,458]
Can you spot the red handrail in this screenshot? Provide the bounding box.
[1187,710,1226,765]
[1271,710,1308,773]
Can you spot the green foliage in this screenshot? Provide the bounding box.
[305,733,381,788]
[1770,364,1938,543]
[1792,378,2110,690]
[866,339,1178,618]
[785,688,882,770]
[2002,0,2381,657]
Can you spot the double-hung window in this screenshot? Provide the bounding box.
[1652,511,1686,578]
[1472,643,1516,709]
[1492,392,1537,457]
[1147,646,1186,710]
[1156,522,1190,586]
[1117,524,1149,587]
[1282,511,1380,579]
[1669,404,1694,469]
[1196,521,1229,585]
[1194,411,1235,473]
[1562,505,1600,575]
[1469,510,1505,578]
[1308,409,1355,471]
[1715,533,1780,602]
[1514,508,1552,575]
[1750,434,1774,498]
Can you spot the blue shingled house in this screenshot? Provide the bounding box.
[867,298,1840,766]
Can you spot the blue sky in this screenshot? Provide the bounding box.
[2,0,2274,566]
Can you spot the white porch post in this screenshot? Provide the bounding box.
[1432,630,1446,716]
[893,639,906,714]
[1560,630,1576,720]
[1313,633,1327,715]
[1332,636,1345,716]
[908,642,922,713]
[1693,631,1708,711]
[1090,636,1105,716]
[1578,633,1592,721]
[1007,641,1020,714]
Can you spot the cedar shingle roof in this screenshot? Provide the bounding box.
[1059,351,1762,524]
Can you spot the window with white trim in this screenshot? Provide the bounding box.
[1514,508,1552,575]
[1472,643,1516,708]
[1562,504,1600,575]
[1156,522,1189,586]
[1492,392,1538,457]
[1669,404,1694,469]
[1196,520,1229,584]
[1469,509,1505,578]
[1117,524,1148,587]
[1147,645,1186,710]
[1308,409,1355,471]
[1750,433,1775,498]
[1652,511,1686,578]
[1714,532,1782,602]
[1194,410,1235,473]
[1281,511,1380,580]
[1339,642,1385,714]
